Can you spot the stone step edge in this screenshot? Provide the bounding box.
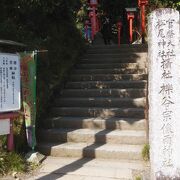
[37,142,144,160]
[35,157,149,180]
[56,97,145,101]
[43,116,146,130]
[41,156,149,170]
[38,128,146,145]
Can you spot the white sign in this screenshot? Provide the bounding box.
[148,9,180,179]
[0,53,21,112]
[0,119,10,135]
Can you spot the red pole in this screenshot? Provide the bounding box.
[7,119,14,151]
[118,27,121,47]
[141,4,145,43]
[129,18,133,43]
[92,7,96,35]
[89,12,94,40]
[117,22,122,47]
[127,13,134,44]
[96,16,99,32]
[85,24,88,40]
[0,112,19,151]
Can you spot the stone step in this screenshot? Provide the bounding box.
[28,157,149,180]
[69,74,147,81]
[72,68,147,75]
[61,88,146,98]
[46,117,146,131]
[50,107,145,118]
[55,97,145,108]
[65,80,147,89]
[88,44,147,51]
[76,63,146,69]
[87,48,147,54]
[28,173,130,180]
[37,142,143,160]
[38,128,146,145]
[83,53,147,59]
[80,57,146,64]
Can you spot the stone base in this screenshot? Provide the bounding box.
[156,171,180,180]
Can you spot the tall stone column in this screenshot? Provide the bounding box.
[148,9,180,179]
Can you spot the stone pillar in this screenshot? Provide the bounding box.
[148,9,180,179]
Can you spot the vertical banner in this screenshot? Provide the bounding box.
[148,9,180,179]
[20,51,37,150]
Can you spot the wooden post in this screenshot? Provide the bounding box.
[92,7,96,35]
[126,8,136,44]
[89,11,95,41]
[117,21,122,47]
[0,112,19,151]
[129,18,133,43]
[89,0,98,41]
[85,20,89,40]
[141,4,146,43]
[127,14,135,43]
[7,119,14,151]
[138,0,148,43]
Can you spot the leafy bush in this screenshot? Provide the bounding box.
[0,151,26,176]
[142,144,150,161]
[135,176,142,180]
[0,2,86,176]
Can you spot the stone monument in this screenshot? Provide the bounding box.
[148,9,180,179]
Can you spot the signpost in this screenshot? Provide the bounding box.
[0,53,21,151]
[148,9,180,179]
[0,53,21,112]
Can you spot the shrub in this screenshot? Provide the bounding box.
[142,144,150,161]
[0,151,26,176]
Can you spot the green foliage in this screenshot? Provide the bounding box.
[0,118,27,154]
[0,0,83,46]
[99,0,138,22]
[0,136,6,150]
[142,144,150,161]
[135,176,142,180]
[0,0,86,128]
[13,117,28,152]
[148,0,180,12]
[0,151,26,176]
[98,0,179,22]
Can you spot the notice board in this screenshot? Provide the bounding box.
[0,53,21,112]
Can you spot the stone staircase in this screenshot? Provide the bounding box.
[37,44,149,179]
